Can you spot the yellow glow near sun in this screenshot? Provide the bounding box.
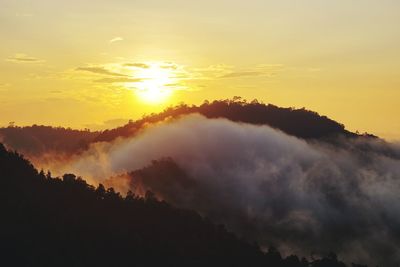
[131,63,175,104]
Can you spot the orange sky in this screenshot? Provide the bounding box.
[1,0,400,139]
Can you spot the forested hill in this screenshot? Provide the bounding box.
[0,143,262,266]
[94,98,357,142]
[0,99,362,157]
[0,125,98,157]
[0,143,362,267]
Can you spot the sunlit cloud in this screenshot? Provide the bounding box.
[74,61,284,104]
[220,71,264,78]
[109,37,124,43]
[76,66,128,77]
[255,64,285,69]
[188,63,284,81]
[160,63,178,70]
[164,83,181,87]
[190,64,234,80]
[219,64,284,79]
[6,54,44,63]
[0,83,11,93]
[94,77,145,83]
[123,63,150,69]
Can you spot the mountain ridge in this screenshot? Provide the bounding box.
[0,98,370,159]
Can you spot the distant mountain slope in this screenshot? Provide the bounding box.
[0,143,356,267]
[0,98,362,158]
[0,125,98,157]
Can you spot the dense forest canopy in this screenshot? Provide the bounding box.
[0,125,98,157]
[94,98,357,143]
[0,143,365,267]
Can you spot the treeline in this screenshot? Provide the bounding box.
[0,143,366,267]
[95,97,356,142]
[0,98,362,158]
[0,125,98,157]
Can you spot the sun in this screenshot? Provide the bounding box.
[131,63,175,104]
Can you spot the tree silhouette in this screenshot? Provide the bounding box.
[0,142,368,267]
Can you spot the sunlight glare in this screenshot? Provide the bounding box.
[130,63,175,104]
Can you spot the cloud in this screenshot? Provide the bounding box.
[94,77,144,83]
[219,64,284,79]
[220,71,264,78]
[76,66,127,77]
[123,63,150,69]
[0,83,11,92]
[160,63,178,70]
[47,114,400,266]
[192,64,233,79]
[255,64,285,69]
[6,54,43,63]
[190,64,284,81]
[109,37,124,43]
[164,83,181,87]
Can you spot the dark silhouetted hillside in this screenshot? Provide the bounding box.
[0,143,359,267]
[94,98,358,143]
[0,98,365,158]
[0,125,98,157]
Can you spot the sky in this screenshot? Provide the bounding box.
[1,0,400,139]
